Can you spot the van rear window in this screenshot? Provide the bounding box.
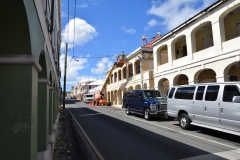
[175,87,196,100]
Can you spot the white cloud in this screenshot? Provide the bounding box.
[60,54,88,85]
[144,19,160,30]
[91,58,113,74]
[77,3,88,8]
[146,0,217,30]
[61,18,98,49]
[120,26,136,34]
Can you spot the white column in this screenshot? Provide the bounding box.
[153,50,158,73]
[168,45,173,67]
[212,20,223,53]
[216,74,230,82]
[188,79,199,84]
[186,33,193,59]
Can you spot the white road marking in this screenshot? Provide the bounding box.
[97,107,240,150]
[78,113,102,116]
[68,109,105,160]
[181,149,240,160]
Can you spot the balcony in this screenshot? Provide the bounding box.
[222,36,240,53]
[193,46,215,60]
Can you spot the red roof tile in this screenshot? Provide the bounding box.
[141,35,161,49]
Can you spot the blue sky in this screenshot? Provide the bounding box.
[60,0,217,91]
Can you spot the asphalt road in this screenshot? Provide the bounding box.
[66,100,240,160]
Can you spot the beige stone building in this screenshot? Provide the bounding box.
[105,0,240,106]
[105,36,161,105]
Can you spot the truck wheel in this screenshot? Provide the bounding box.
[126,106,131,115]
[144,109,151,120]
[179,113,190,130]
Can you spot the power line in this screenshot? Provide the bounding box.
[72,0,76,57]
[67,0,70,44]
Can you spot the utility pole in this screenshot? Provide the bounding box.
[63,43,68,109]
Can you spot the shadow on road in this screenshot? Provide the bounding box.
[68,107,230,160]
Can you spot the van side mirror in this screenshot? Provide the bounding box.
[232,96,240,103]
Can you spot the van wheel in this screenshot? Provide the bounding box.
[179,114,190,130]
[144,109,151,120]
[126,106,131,115]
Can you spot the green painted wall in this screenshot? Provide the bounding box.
[37,83,49,151]
[0,65,38,160]
[49,90,53,134]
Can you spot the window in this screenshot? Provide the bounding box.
[133,91,138,98]
[168,88,175,98]
[123,67,126,79]
[229,75,238,81]
[175,87,196,100]
[128,64,133,77]
[118,70,121,81]
[205,85,220,101]
[111,74,113,83]
[144,91,156,98]
[223,85,240,102]
[195,86,205,100]
[135,60,140,74]
[114,73,117,82]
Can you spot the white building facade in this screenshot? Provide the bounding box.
[153,0,240,93]
[105,0,240,106]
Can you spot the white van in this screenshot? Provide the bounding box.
[167,82,240,136]
[83,94,94,103]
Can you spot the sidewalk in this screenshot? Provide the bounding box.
[110,104,122,109]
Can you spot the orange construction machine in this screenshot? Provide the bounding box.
[93,52,126,106]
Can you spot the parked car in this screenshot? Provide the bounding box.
[83,94,94,103]
[70,96,76,99]
[167,82,240,136]
[122,90,168,120]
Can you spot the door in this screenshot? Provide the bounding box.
[193,86,206,123]
[220,85,240,131]
[135,91,145,114]
[203,85,221,127]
